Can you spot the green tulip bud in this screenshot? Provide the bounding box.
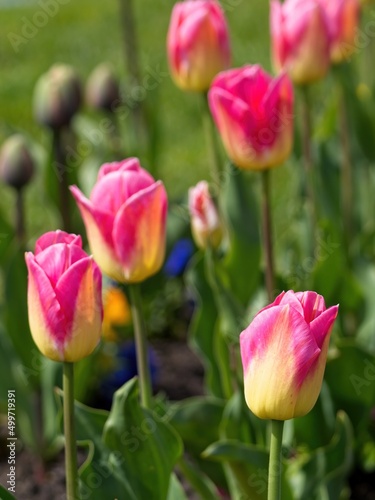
[0,134,35,190]
[86,63,120,112]
[33,64,82,130]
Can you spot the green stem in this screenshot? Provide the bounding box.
[118,0,147,153]
[129,284,152,409]
[338,81,353,264]
[204,247,233,399]
[52,129,71,232]
[267,419,284,500]
[201,92,222,196]
[300,85,317,254]
[63,362,79,500]
[15,188,25,246]
[261,170,274,302]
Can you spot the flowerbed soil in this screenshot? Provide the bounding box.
[0,338,374,499]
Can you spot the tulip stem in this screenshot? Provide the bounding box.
[63,362,79,500]
[338,78,353,263]
[268,419,284,500]
[15,188,25,246]
[300,85,317,255]
[52,129,72,232]
[261,170,275,302]
[202,93,222,196]
[129,284,152,409]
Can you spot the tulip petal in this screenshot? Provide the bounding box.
[112,181,168,283]
[70,185,123,281]
[35,230,82,254]
[240,304,320,420]
[25,253,68,361]
[310,304,339,349]
[60,258,103,362]
[295,291,326,323]
[97,157,145,180]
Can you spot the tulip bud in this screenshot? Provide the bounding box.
[271,0,331,85]
[167,0,231,92]
[86,63,120,113]
[318,0,360,64]
[0,134,35,190]
[70,158,168,284]
[188,181,222,249]
[240,290,339,420]
[209,65,294,170]
[33,64,82,130]
[25,230,103,362]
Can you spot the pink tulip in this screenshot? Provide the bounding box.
[208,65,294,170]
[25,230,103,362]
[189,181,222,249]
[70,158,168,283]
[271,0,331,84]
[167,0,231,92]
[240,290,339,420]
[318,0,360,64]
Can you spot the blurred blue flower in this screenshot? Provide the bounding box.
[99,341,158,407]
[164,238,194,277]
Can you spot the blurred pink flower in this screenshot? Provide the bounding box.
[167,0,231,92]
[271,0,331,84]
[318,0,361,64]
[189,181,222,249]
[208,65,293,170]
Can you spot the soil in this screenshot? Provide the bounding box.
[1,338,375,499]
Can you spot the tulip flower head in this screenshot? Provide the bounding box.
[167,0,231,92]
[318,0,360,64]
[209,65,294,170]
[240,290,338,420]
[70,158,168,284]
[25,231,103,362]
[189,181,222,249]
[271,0,331,85]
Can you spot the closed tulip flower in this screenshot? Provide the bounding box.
[70,158,168,284]
[318,0,360,64]
[240,290,338,420]
[271,0,331,85]
[189,181,222,249]
[208,65,293,170]
[167,0,231,92]
[25,231,103,362]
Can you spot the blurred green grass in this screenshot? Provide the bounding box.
[0,0,270,197]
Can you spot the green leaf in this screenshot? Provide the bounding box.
[166,473,188,500]
[186,253,223,397]
[3,244,40,387]
[169,396,227,490]
[293,381,336,450]
[222,167,261,305]
[0,484,16,500]
[325,342,375,425]
[73,378,183,500]
[203,440,293,500]
[288,411,353,500]
[177,457,218,500]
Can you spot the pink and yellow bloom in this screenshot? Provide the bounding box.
[208,65,294,170]
[240,290,338,420]
[318,0,360,64]
[188,181,222,249]
[167,0,231,92]
[271,0,331,85]
[70,158,168,284]
[25,230,103,362]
